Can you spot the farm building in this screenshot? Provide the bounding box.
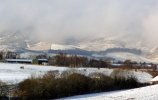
[38,59,48,65]
[5,59,33,64]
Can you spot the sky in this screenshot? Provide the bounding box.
[0,0,158,46]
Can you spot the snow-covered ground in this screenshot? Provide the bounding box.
[0,63,67,84]
[105,52,157,63]
[28,42,78,51]
[62,84,158,100]
[0,63,153,84]
[51,43,77,50]
[0,63,113,84]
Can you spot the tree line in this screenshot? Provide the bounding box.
[48,53,111,68]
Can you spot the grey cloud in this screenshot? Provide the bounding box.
[0,0,158,46]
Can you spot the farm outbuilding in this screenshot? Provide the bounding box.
[5,59,33,64]
[38,59,48,65]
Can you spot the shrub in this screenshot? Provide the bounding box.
[16,71,141,99]
[17,78,41,99]
[89,73,114,92]
[0,81,9,97]
[114,76,138,89]
[66,73,91,95]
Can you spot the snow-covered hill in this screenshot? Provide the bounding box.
[0,33,158,63]
[26,42,78,51]
[78,37,126,51]
[27,42,52,51]
[94,52,157,63]
[51,44,77,50]
[62,84,158,100]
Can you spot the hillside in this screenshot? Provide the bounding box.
[62,84,158,100]
[0,33,158,63]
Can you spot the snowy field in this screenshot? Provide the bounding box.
[0,63,153,84]
[0,63,156,100]
[0,63,67,84]
[62,84,158,100]
[0,63,113,84]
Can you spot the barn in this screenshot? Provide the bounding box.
[38,59,48,65]
[5,59,33,64]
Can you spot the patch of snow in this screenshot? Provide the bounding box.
[105,52,157,63]
[151,76,158,82]
[51,44,77,50]
[28,42,52,51]
[62,84,158,100]
[133,71,153,83]
[110,69,152,83]
[0,63,67,84]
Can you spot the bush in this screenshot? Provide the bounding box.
[89,73,114,92]
[113,76,138,90]
[66,73,91,95]
[16,71,141,99]
[0,81,9,97]
[17,78,41,99]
